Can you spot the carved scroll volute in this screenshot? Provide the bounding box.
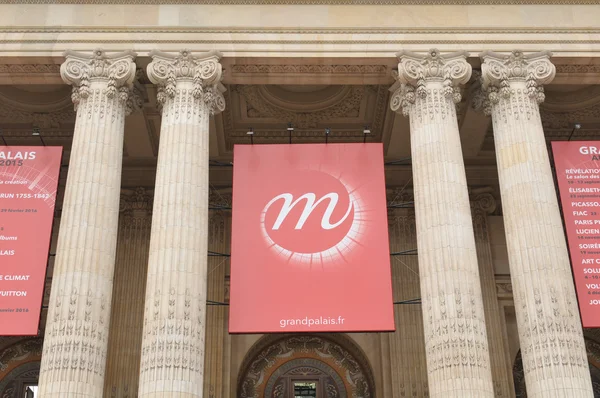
[390,49,471,116]
[60,49,137,105]
[147,49,226,114]
[470,191,497,226]
[480,50,556,104]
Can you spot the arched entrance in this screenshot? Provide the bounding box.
[237,334,375,398]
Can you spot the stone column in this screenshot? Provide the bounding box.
[390,49,494,397]
[203,191,230,398]
[480,50,593,397]
[38,49,137,397]
[470,191,514,397]
[386,195,429,397]
[138,50,225,397]
[104,188,153,398]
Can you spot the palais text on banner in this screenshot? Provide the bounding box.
[0,146,62,335]
[553,141,600,328]
[229,143,395,333]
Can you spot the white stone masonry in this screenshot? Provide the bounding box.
[481,50,593,398]
[38,49,137,397]
[390,49,495,398]
[138,50,226,398]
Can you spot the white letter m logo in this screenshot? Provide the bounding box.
[264,193,353,230]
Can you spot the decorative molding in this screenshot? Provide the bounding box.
[480,50,555,111]
[264,358,346,398]
[238,334,375,398]
[0,104,74,128]
[238,85,364,128]
[0,0,599,4]
[223,84,388,148]
[0,64,60,73]
[555,64,600,74]
[0,361,40,398]
[495,277,513,299]
[231,64,389,75]
[119,187,153,216]
[0,339,42,374]
[2,27,600,35]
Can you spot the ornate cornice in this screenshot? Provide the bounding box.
[0,102,75,128]
[555,64,600,74]
[2,27,600,35]
[231,64,388,75]
[147,49,226,114]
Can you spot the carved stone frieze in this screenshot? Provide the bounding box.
[555,64,600,74]
[0,103,75,128]
[495,277,513,299]
[238,335,374,398]
[231,64,388,75]
[0,64,60,74]
[0,339,42,373]
[223,83,388,148]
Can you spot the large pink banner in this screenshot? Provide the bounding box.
[552,141,600,328]
[0,146,62,335]
[229,143,395,333]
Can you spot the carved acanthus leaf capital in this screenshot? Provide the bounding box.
[147,49,226,114]
[391,49,471,115]
[480,50,555,105]
[60,49,137,108]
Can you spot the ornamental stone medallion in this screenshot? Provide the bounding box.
[237,334,375,398]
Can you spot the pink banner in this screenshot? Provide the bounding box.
[552,141,600,328]
[0,146,62,335]
[229,143,395,333]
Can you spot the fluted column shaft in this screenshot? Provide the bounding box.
[391,49,494,397]
[481,50,593,398]
[139,50,225,398]
[39,49,136,397]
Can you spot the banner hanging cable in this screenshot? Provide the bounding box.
[32,127,46,146]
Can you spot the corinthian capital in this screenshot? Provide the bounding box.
[480,50,555,104]
[390,49,471,115]
[147,49,226,114]
[60,49,137,105]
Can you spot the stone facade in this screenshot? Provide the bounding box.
[0,2,600,397]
